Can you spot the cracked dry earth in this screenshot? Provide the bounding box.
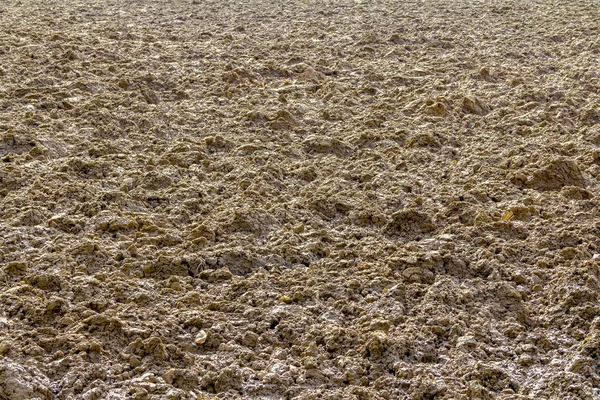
[1,0,600,399]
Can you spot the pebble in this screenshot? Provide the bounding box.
[0,340,11,355]
[194,330,208,345]
[279,295,292,304]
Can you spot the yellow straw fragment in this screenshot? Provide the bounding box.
[501,211,514,221]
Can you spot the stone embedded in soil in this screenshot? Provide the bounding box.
[194,330,208,345]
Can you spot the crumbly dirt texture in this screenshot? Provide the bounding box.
[1,0,600,399]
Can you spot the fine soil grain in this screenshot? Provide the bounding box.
[1,0,600,399]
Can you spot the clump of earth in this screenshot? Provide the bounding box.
[1,0,600,399]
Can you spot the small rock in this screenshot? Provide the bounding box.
[279,295,292,304]
[0,340,11,355]
[195,330,208,345]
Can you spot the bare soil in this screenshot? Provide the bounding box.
[1,0,600,399]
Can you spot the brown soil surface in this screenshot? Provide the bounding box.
[1,0,600,399]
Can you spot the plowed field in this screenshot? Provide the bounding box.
[1,1,600,399]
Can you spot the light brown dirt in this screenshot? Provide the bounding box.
[1,0,600,399]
